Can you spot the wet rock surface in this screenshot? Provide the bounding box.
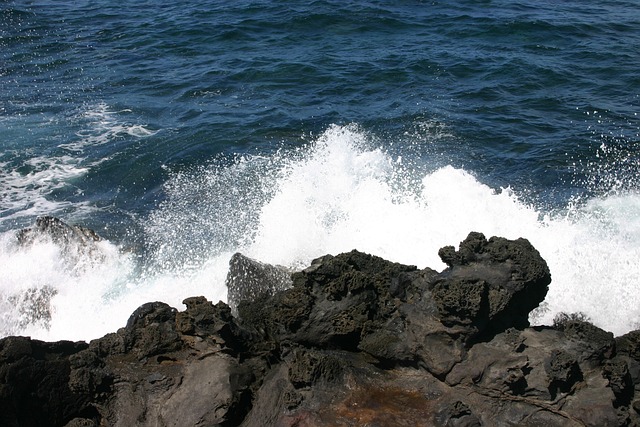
[225,252,293,316]
[1,232,639,426]
[16,216,103,255]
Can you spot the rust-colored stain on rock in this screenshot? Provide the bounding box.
[318,386,435,426]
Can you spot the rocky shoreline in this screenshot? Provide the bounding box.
[2,220,640,426]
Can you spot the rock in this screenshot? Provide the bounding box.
[17,216,102,255]
[61,296,261,427]
[435,401,482,427]
[239,233,550,378]
[6,217,108,332]
[603,357,634,407]
[225,252,293,314]
[0,232,637,426]
[0,337,92,427]
[64,418,96,427]
[546,349,583,398]
[122,302,182,359]
[436,232,551,336]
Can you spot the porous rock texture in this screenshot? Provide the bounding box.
[2,231,639,426]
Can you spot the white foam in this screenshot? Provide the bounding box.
[530,193,640,334]
[60,103,157,152]
[235,126,537,270]
[0,157,89,220]
[3,124,640,341]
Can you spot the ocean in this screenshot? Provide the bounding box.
[1,0,639,341]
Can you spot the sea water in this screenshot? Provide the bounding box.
[1,0,638,340]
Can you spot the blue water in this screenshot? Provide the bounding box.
[1,0,639,340]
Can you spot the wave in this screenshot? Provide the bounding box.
[1,124,639,341]
[0,103,157,224]
[0,156,89,221]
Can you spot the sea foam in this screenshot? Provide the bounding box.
[0,103,157,224]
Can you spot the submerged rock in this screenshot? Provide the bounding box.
[15,215,109,273]
[4,217,107,333]
[0,232,637,426]
[17,216,102,250]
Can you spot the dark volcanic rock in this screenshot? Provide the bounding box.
[17,216,102,253]
[225,252,293,315]
[436,231,551,334]
[55,298,261,427]
[0,232,636,426]
[0,337,91,427]
[239,232,551,378]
